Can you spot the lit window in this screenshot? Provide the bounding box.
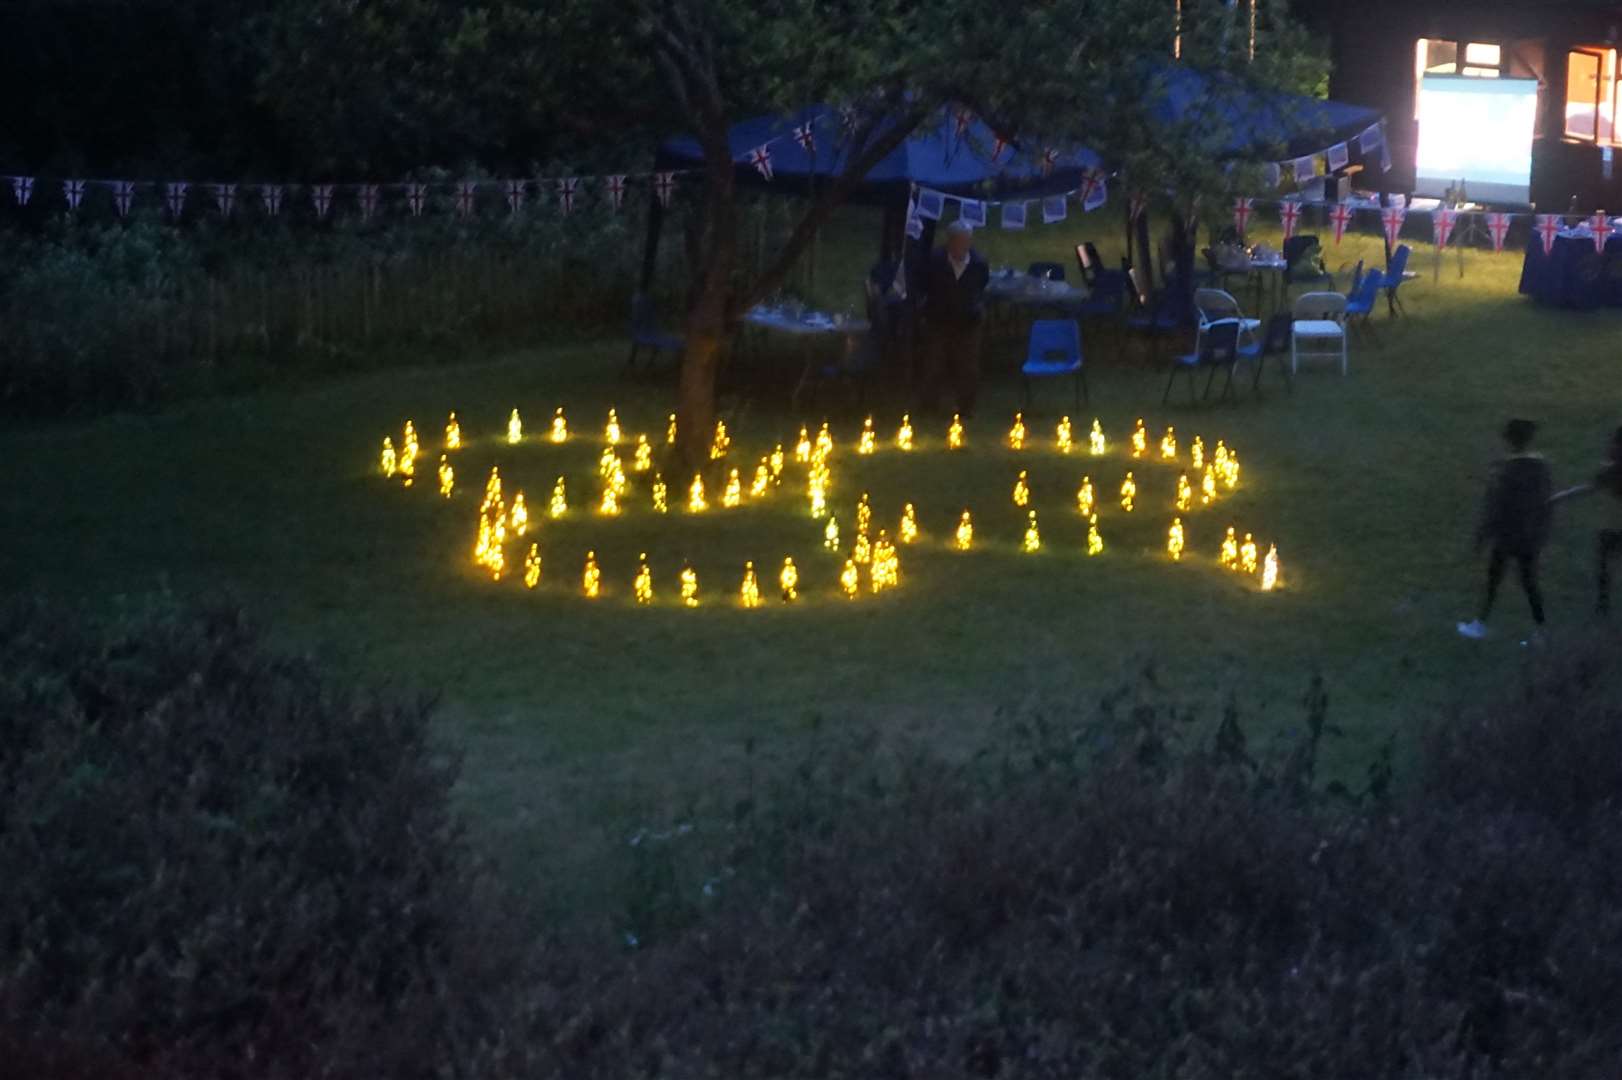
[1465,42,1501,67]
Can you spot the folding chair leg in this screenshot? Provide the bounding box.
[1203,364,1219,400]
[1162,368,1179,405]
[1218,364,1237,403]
[625,343,640,373]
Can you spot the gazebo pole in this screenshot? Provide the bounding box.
[638,192,665,296]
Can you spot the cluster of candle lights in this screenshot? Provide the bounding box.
[376,408,1284,603]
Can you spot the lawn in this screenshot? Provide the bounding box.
[5,203,1619,917]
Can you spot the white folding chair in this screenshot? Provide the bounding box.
[1290,291,1348,375]
[1194,287,1262,349]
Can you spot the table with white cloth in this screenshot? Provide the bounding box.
[740,305,871,409]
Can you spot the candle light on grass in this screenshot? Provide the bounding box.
[507,409,523,444]
[582,550,601,598]
[740,561,762,607]
[550,407,568,443]
[955,509,974,550]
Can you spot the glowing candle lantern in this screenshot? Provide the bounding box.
[609,458,627,496]
[486,538,505,580]
[1167,518,1185,561]
[898,503,918,544]
[814,421,834,461]
[1175,473,1192,512]
[633,554,653,604]
[1240,532,1259,574]
[445,412,461,450]
[722,468,742,508]
[780,557,799,602]
[896,414,914,451]
[1077,477,1096,517]
[808,469,827,518]
[1120,472,1136,512]
[688,474,707,513]
[1261,544,1280,591]
[1056,416,1073,454]
[856,492,872,537]
[1007,411,1026,450]
[438,455,455,497]
[947,413,965,450]
[680,563,699,607]
[1131,418,1147,458]
[482,466,502,510]
[1190,436,1205,471]
[1023,510,1041,552]
[740,561,762,607]
[1160,426,1177,460]
[1202,467,1217,505]
[550,476,567,517]
[1222,450,1240,490]
[550,407,568,443]
[824,516,840,552]
[403,420,419,461]
[853,531,872,565]
[1089,419,1106,456]
[600,485,620,516]
[770,444,785,482]
[871,531,899,591]
[795,426,812,462]
[633,436,652,473]
[399,448,415,486]
[710,419,730,459]
[598,448,617,479]
[751,460,770,498]
[582,550,601,598]
[1013,470,1030,507]
[604,408,622,445]
[1213,440,1230,486]
[473,512,492,566]
[858,416,877,455]
[507,409,523,444]
[523,543,540,588]
[1218,526,1239,570]
[1087,515,1104,556]
[666,413,677,445]
[840,558,861,598]
[381,437,397,477]
[509,492,529,535]
[651,474,668,513]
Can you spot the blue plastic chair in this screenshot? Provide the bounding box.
[1165,318,1247,404]
[1384,244,1412,317]
[1021,319,1087,410]
[626,292,685,373]
[1345,268,1384,345]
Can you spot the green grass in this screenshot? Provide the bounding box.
[5,204,1620,916]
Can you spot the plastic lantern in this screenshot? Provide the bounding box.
[550,476,567,517]
[1202,468,1217,505]
[840,558,861,598]
[1023,510,1041,552]
[1240,533,1259,574]
[438,455,455,498]
[1055,416,1073,454]
[509,492,529,535]
[955,510,974,550]
[473,512,492,567]
[1131,418,1147,458]
[853,532,872,565]
[445,412,462,450]
[814,421,833,460]
[398,447,415,486]
[1222,450,1241,490]
[550,407,568,443]
[680,563,699,607]
[652,474,668,513]
[1120,472,1137,512]
[1077,477,1096,518]
[598,446,618,480]
[1213,440,1229,480]
[600,485,620,516]
[1167,518,1185,560]
[856,492,872,537]
[898,503,918,544]
[871,531,899,591]
[824,516,841,551]
[403,419,419,458]
[1007,411,1026,450]
[896,414,914,451]
[1261,545,1281,591]
[722,468,742,508]
[633,436,652,473]
[947,413,965,450]
[780,557,799,602]
[858,416,877,455]
[795,426,812,463]
[380,436,397,477]
[1175,474,1192,512]
[666,412,677,445]
[808,469,827,518]
[1160,426,1177,460]
[1190,436,1205,471]
[507,409,523,444]
[1013,470,1030,507]
[688,474,707,513]
[523,543,540,588]
[1089,419,1106,456]
[1219,526,1239,569]
[582,550,601,598]
[770,444,785,482]
[740,561,762,608]
[751,460,771,498]
[605,408,622,445]
[634,554,654,604]
[710,419,730,460]
[1087,515,1104,556]
[482,466,502,510]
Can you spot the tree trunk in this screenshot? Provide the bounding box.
[675,156,737,473]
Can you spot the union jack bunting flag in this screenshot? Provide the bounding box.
[653,171,676,208]
[747,144,774,180]
[260,184,283,216]
[556,176,578,215]
[407,182,427,216]
[112,180,135,218]
[453,180,476,218]
[1279,197,1302,241]
[64,179,86,210]
[1329,201,1352,245]
[953,108,973,138]
[11,176,33,205]
[312,184,334,219]
[505,179,524,214]
[1486,212,1511,253]
[1535,214,1562,255]
[165,181,188,217]
[606,174,626,211]
[792,123,815,154]
[357,184,379,220]
[213,183,237,216]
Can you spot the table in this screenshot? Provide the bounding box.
[986,275,1091,311]
[1210,256,1287,318]
[740,306,870,410]
[1518,231,1622,310]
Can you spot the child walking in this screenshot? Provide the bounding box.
[1549,424,1622,614]
[1458,419,1552,641]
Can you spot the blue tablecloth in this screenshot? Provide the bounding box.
[1519,232,1622,309]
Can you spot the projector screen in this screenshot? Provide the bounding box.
[1415,75,1538,205]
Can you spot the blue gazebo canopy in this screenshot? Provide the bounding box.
[1147,64,1382,160]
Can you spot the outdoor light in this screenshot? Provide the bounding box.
[438,455,454,497]
[1240,533,1259,574]
[509,492,529,535]
[551,477,568,517]
[722,467,742,508]
[1013,470,1030,507]
[779,557,799,601]
[858,416,877,454]
[853,531,872,565]
[1131,418,1147,458]
[808,467,827,518]
[1087,514,1104,556]
[1168,518,1185,560]
[751,460,770,498]
[1077,477,1096,517]
[633,436,652,472]
[956,509,974,550]
[1175,474,1192,512]
[445,412,461,450]
[711,419,730,459]
[551,407,568,443]
[824,515,840,551]
[871,530,899,591]
[1008,411,1026,450]
[680,563,699,607]
[770,444,785,482]
[1219,527,1239,570]
[840,558,860,598]
[523,543,540,588]
[1056,416,1072,454]
[651,474,668,513]
[1160,426,1177,460]
[634,554,654,604]
[815,421,833,460]
[795,426,812,462]
[508,409,523,444]
[948,413,965,450]
[473,513,492,567]
[856,492,872,537]
[398,448,414,486]
[1089,419,1105,456]
[605,408,622,445]
[896,414,914,451]
[1202,468,1217,505]
[1191,436,1205,471]
[898,503,918,544]
[1023,510,1041,552]
[482,465,502,510]
[1120,472,1136,512]
[1261,544,1280,591]
[1214,440,1230,480]
[1222,449,1240,490]
[740,561,762,607]
[667,413,677,445]
[582,550,601,598]
[380,436,397,477]
[598,446,619,480]
[688,474,707,512]
[403,420,419,462]
[599,485,620,516]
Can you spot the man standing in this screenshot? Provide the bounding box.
[919,218,989,416]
